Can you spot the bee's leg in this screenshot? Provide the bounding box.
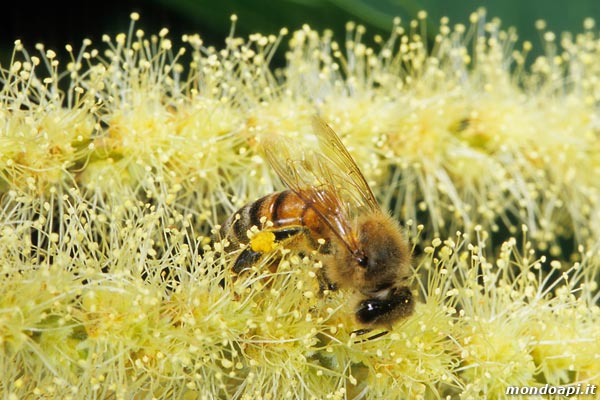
[232,226,306,275]
[352,329,389,343]
[271,226,340,297]
[352,328,372,336]
[317,271,337,295]
[272,226,306,241]
[232,248,264,274]
[272,226,340,296]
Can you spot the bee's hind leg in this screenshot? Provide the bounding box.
[232,247,264,274]
[232,226,306,275]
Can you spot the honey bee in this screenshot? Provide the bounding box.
[220,117,414,330]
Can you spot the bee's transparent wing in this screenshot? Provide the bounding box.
[261,116,380,255]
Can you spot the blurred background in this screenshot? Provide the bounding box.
[2,0,599,68]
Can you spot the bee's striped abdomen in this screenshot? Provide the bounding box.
[220,189,326,249]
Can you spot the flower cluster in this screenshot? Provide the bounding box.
[0,9,598,399]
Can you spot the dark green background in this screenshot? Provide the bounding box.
[2,1,599,69]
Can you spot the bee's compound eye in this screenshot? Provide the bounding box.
[356,299,387,324]
[355,287,414,326]
[357,255,368,268]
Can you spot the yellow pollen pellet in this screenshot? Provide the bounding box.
[249,231,276,253]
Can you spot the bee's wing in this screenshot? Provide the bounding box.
[261,116,380,256]
[310,116,380,213]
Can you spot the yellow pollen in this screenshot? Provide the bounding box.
[250,231,276,253]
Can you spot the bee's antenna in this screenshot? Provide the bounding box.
[352,329,389,343]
